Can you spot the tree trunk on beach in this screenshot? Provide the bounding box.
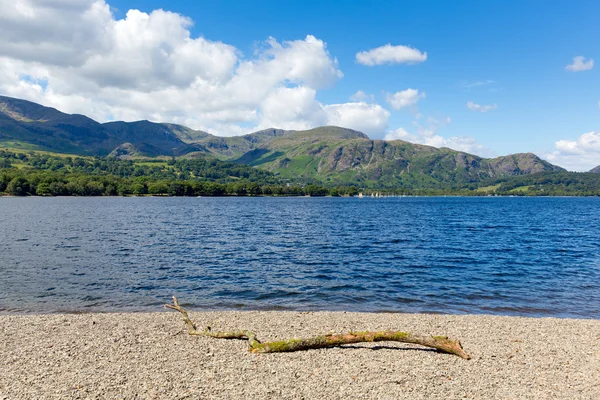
[165,296,471,360]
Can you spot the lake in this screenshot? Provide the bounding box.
[0,196,599,318]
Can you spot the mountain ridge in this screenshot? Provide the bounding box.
[0,95,565,188]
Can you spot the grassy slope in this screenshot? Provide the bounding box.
[2,147,598,194]
[230,129,564,189]
[0,96,210,157]
[0,96,568,189]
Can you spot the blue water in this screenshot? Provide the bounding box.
[0,197,599,318]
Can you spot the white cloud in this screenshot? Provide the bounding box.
[384,128,413,141]
[565,56,594,72]
[555,132,600,154]
[349,90,374,103]
[437,136,489,154]
[0,1,354,136]
[356,44,427,66]
[259,86,327,131]
[460,80,494,89]
[0,0,113,67]
[545,131,600,171]
[467,101,497,112]
[80,9,239,90]
[324,102,390,136]
[384,115,492,156]
[385,88,425,110]
[256,87,390,136]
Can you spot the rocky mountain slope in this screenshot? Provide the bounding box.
[0,95,564,188]
[0,96,206,156]
[224,127,563,188]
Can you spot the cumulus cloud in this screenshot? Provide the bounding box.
[0,0,393,137]
[324,102,390,136]
[356,44,427,66]
[384,128,413,141]
[436,136,490,155]
[349,90,373,103]
[259,86,327,131]
[467,101,497,112]
[0,0,113,67]
[385,88,425,110]
[384,116,492,156]
[545,131,600,171]
[256,88,390,136]
[565,56,594,72]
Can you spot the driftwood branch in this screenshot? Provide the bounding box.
[165,296,471,360]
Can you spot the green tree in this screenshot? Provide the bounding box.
[104,184,118,196]
[7,177,30,196]
[36,182,52,196]
[49,181,68,196]
[247,182,261,196]
[132,183,148,195]
[305,184,328,196]
[117,183,132,196]
[148,182,169,195]
[346,186,359,197]
[0,173,10,193]
[169,182,185,196]
[86,181,105,196]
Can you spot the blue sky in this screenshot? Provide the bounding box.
[0,1,598,170]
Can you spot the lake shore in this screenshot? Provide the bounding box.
[1,310,598,399]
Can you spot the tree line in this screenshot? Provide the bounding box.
[490,171,600,196]
[0,150,358,197]
[1,150,599,197]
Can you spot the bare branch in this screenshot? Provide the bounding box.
[165,296,470,360]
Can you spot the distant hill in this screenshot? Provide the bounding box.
[183,128,291,159]
[490,171,600,196]
[0,96,207,156]
[227,129,563,188]
[0,95,565,188]
[590,165,600,173]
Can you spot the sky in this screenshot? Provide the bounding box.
[0,1,598,171]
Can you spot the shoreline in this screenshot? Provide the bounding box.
[2,310,599,399]
[2,194,600,198]
[2,308,599,321]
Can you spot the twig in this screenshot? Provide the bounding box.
[165,296,470,359]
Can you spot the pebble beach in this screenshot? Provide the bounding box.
[1,310,599,399]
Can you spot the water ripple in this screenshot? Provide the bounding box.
[0,196,599,318]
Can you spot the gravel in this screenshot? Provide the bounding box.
[1,310,599,399]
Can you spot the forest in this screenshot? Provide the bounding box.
[1,150,599,197]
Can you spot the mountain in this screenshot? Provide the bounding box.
[181,128,291,159]
[0,95,565,188]
[0,96,208,156]
[227,129,563,188]
[590,165,600,173]
[491,170,600,196]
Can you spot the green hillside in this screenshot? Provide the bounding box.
[1,149,598,197]
[0,95,567,190]
[0,149,343,197]
[486,171,600,196]
[0,96,208,156]
[229,129,563,189]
